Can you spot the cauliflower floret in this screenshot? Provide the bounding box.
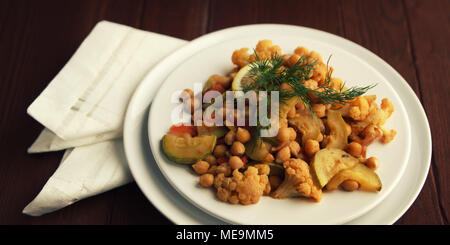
[380,127,397,143]
[311,62,329,85]
[294,46,309,56]
[231,48,250,68]
[349,96,370,121]
[214,166,269,205]
[271,159,322,202]
[380,98,394,118]
[250,40,282,61]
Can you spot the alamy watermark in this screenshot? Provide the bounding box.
[171,83,280,137]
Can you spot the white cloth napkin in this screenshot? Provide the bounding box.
[23,21,187,216]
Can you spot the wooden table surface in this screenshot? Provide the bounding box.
[0,0,448,225]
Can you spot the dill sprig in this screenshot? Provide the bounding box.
[244,52,375,111]
[242,51,375,147]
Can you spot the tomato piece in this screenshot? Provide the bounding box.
[241,156,248,166]
[169,124,197,137]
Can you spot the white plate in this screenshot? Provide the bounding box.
[123,24,431,225]
[146,25,411,225]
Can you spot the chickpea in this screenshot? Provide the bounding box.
[213,145,227,158]
[341,180,360,192]
[347,142,362,157]
[230,141,245,156]
[305,139,320,156]
[207,165,217,174]
[287,54,301,67]
[204,154,216,165]
[216,164,231,177]
[229,156,245,170]
[224,130,236,145]
[199,174,214,187]
[277,127,291,142]
[288,127,297,141]
[236,128,251,143]
[192,160,210,175]
[365,157,380,170]
[312,104,326,118]
[295,101,305,110]
[287,106,296,118]
[317,133,324,142]
[345,123,352,136]
[289,141,301,156]
[276,146,291,163]
[269,176,282,190]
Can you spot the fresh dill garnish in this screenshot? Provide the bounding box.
[242,51,375,148]
[243,52,375,111]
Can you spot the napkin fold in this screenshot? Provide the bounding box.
[24,21,187,216]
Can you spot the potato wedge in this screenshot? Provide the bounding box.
[326,110,348,149]
[326,163,382,191]
[288,109,321,145]
[311,148,359,188]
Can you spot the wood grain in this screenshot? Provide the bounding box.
[337,0,443,225]
[0,0,447,225]
[403,0,450,224]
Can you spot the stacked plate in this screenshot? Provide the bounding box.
[123,25,432,225]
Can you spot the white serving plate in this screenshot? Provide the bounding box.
[124,24,431,225]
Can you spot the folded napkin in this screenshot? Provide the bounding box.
[24,21,187,216]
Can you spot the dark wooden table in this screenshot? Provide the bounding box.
[0,0,448,225]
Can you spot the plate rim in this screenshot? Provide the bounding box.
[123,23,432,225]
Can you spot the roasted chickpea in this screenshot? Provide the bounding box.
[192,160,210,175]
[199,174,214,187]
[287,54,301,67]
[365,157,380,170]
[288,127,297,141]
[204,154,216,165]
[345,123,352,136]
[236,128,251,143]
[276,146,291,163]
[207,165,217,174]
[312,104,326,118]
[229,156,245,170]
[216,163,232,177]
[289,141,301,156]
[341,180,360,191]
[317,133,324,142]
[347,142,362,157]
[295,101,305,110]
[213,145,227,158]
[224,130,236,145]
[230,141,245,156]
[277,127,291,142]
[305,139,320,156]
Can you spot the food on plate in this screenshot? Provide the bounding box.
[161,40,396,205]
[326,163,382,191]
[162,133,216,164]
[311,148,359,188]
